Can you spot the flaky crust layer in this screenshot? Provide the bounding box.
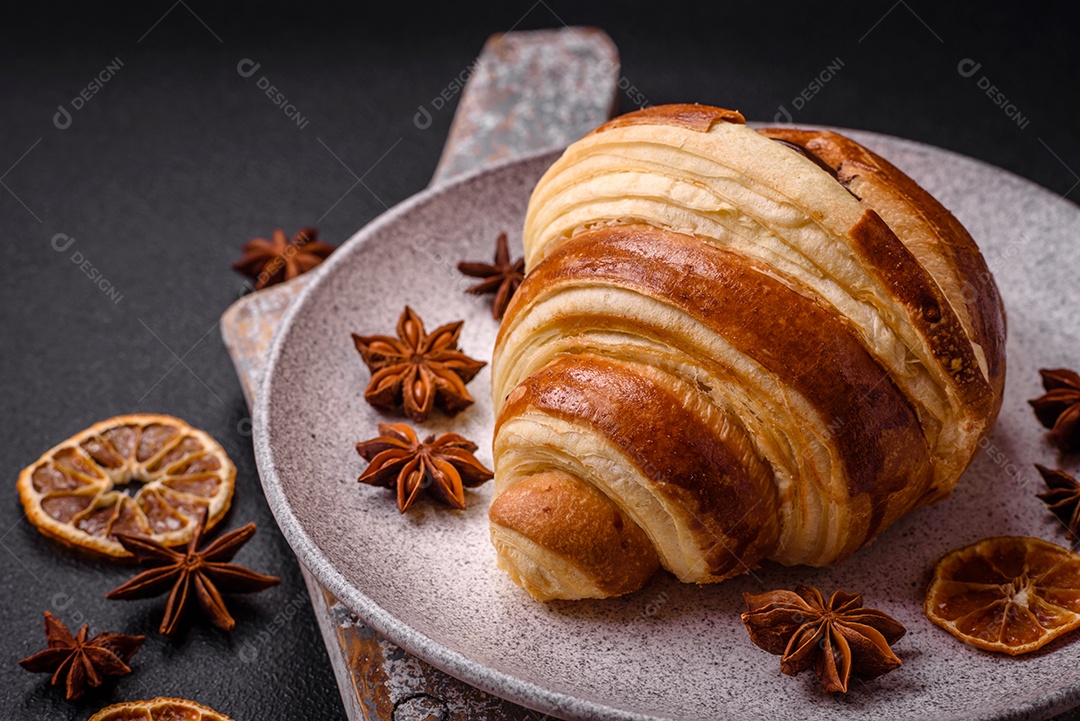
[759,126,1006,414]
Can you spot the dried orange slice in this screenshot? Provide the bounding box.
[17,414,235,558]
[88,697,234,721]
[925,536,1080,655]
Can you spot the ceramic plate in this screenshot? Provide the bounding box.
[254,130,1080,721]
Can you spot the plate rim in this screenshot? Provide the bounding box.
[253,131,1080,721]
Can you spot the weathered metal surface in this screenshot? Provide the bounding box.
[221,275,312,408]
[431,27,618,185]
[221,27,618,721]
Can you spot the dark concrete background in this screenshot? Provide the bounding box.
[2,1,1077,719]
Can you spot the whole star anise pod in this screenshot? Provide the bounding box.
[351,306,487,423]
[105,514,280,635]
[232,226,335,290]
[457,232,526,320]
[741,585,905,694]
[1036,464,1080,539]
[19,612,144,700]
[1030,368,1080,453]
[356,422,494,512]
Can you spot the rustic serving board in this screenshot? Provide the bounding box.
[221,28,619,720]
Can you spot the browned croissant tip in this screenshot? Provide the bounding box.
[489,471,659,599]
[757,125,1006,406]
[589,103,745,136]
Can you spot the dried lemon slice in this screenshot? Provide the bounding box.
[925,536,1080,655]
[89,697,234,721]
[17,414,235,558]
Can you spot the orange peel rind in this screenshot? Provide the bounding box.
[17,414,235,558]
[88,696,234,721]
[925,536,1080,655]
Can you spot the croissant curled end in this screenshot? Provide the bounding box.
[489,472,660,601]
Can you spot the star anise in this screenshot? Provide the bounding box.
[19,612,144,700]
[1030,368,1080,453]
[1036,464,1080,539]
[105,514,280,635]
[232,226,335,290]
[356,422,494,512]
[741,585,905,694]
[457,232,526,320]
[351,306,487,423]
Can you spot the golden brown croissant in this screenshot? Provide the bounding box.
[488,104,1005,601]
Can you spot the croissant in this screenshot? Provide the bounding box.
[488,104,1005,601]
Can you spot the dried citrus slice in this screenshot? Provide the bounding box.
[925,536,1080,655]
[17,414,235,558]
[88,697,234,721]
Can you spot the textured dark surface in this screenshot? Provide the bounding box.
[1,2,1077,720]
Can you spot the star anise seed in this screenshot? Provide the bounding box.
[351,306,487,422]
[356,422,494,512]
[19,612,144,700]
[457,232,526,320]
[1029,368,1080,453]
[233,227,335,290]
[1036,464,1080,539]
[105,514,280,635]
[741,585,905,694]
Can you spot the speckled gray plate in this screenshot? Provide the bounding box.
[254,130,1080,721]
